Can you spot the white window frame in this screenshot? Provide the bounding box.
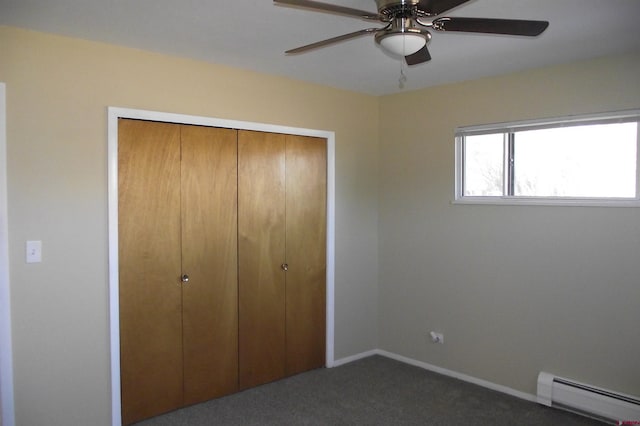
[454,110,640,207]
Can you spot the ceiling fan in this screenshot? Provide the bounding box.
[274,0,549,65]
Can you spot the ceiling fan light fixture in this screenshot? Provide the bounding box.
[377,32,426,56]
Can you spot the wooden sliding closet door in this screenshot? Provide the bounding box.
[118,119,183,425]
[119,121,240,424]
[180,125,239,405]
[238,130,287,389]
[285,135,327,375]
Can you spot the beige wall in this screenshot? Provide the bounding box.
[0,26,379,426]
[378,53,640,397]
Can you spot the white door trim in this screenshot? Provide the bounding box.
[0,83,16,426]
[107,107,336,426]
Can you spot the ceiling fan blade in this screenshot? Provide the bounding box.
[433,17,549,36]
[274,0,381,21]
[417,0,473,16]
[285,28,380,54]
[405,45,431,65]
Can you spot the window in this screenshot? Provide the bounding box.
[455,111,640,206]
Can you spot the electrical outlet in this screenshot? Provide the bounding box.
[429,331,444,344]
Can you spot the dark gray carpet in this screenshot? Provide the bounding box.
[136,355,604,425]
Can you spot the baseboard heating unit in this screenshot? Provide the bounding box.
[537,372,640,424]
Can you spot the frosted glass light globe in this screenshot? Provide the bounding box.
[378,33,426,56]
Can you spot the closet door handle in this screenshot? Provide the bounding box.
[281,263,289,272]
[181,274,190,283]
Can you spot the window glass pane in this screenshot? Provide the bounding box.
[463,134,504,196]
[513,123,637,198]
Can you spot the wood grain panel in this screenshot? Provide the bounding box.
[284,135,327,375]
[238,130,287,390]
[180,125,239,405]
[118,119,183,425]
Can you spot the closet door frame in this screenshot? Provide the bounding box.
[107,107,335,426]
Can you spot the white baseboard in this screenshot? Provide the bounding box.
[332,349,537,404]
[332,349,379,367]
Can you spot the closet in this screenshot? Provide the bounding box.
[118,119,326,425]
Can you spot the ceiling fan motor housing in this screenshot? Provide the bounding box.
[376,0,431,19]
[374,18,431,45]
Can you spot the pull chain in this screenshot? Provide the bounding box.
[399,62,407,89]
[398,34,407,89]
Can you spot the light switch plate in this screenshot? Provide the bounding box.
[26,240,42,263]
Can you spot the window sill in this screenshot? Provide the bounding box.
[452,196,640,207]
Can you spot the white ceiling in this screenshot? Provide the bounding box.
[2,0,640,95]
